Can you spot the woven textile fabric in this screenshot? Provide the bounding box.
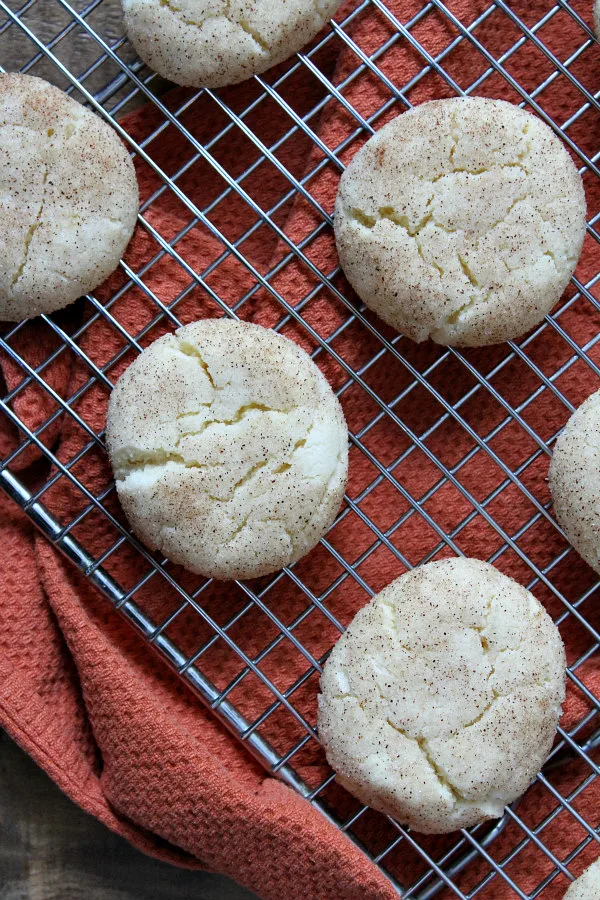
[1,1,600,897]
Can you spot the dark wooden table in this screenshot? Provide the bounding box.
[0,732,257,899]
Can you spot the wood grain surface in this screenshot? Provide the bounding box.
[1,0,148,111]
[0,733,257,900]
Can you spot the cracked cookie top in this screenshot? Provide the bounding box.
[334,97,586,347]
[0,73,138,321]
[106,318,348,581]
[317,558,565,834]
[121,0,341,89]
[549,388,600,577]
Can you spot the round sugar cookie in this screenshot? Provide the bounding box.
[549,389,600,576]
[317,558,566,834]
[106,318,348,581]
[122,0,341,88]
[334,97,586,347]
[565,859,600,899]
[0,73,138,321]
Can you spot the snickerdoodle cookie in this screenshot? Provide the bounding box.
[318,558,566,833]
[106,318,348,580]
[334,97,585,346]
[122,0,341,88]
[0,73,138,320]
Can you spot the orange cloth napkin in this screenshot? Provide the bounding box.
[1,1,600,897]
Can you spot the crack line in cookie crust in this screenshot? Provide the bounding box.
[317,559,566,833]
[106,320,348,580]
[334,98,586,347]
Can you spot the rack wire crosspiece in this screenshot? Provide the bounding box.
[1,0,599,896]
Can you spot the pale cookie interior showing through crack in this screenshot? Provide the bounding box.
[106,319,348,581]
[121,0,341,89]
[0,72,138,321]
[317,558,566,834]
[334,97,586,347]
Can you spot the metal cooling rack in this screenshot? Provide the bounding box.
[1,0,600,896]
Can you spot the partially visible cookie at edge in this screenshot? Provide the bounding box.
[549,388,600,576]
[318,558,566,834]
[121,0,341,88]
[564,858,600,899]
[0,73,138,321]
[334,97,586,347]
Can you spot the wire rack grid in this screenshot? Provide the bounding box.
[0,0,599,896]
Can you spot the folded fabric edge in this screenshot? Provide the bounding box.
[0,666,205,871]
